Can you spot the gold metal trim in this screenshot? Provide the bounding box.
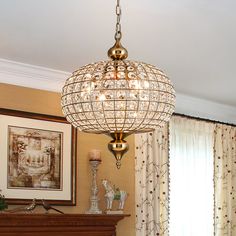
[108,39,128,60]
[108,132,129,169]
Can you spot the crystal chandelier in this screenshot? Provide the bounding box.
[61,0,175,168]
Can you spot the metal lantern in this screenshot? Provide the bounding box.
[61,0,175,168]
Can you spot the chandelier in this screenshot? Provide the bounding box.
[61,0,175,168]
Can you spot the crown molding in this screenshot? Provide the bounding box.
[0,58,235,124]
[0,58,70,92]
[176,93,236,124]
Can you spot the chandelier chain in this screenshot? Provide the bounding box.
[115,0,122,40]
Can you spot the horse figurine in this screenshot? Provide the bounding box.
[102,179,127,211]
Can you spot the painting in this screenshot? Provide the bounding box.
[0,108,77,205]
[8,126,62,190]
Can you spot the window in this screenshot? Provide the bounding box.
[169,116,214,236]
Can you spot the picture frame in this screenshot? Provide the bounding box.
[0,108,77,206]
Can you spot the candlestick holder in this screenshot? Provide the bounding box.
[86,160,102,214]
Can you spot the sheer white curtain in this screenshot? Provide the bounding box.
[169,116,215,236]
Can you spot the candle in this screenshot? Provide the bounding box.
[88,149,101,161]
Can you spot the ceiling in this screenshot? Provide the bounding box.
[0,0,235,107]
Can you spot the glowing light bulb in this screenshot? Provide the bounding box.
[99,94,106,101]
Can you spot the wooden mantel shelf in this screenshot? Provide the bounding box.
[0,213,130,236]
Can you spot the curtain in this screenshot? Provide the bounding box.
[169,116,215,236]
[214,124,236,236]
[135,126,169,236]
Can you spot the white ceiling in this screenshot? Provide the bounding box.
[0,0,235,106]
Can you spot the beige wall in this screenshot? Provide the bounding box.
[0,83,135,236]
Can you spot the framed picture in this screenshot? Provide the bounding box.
[0,108,77,205]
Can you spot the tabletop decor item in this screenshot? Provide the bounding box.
[102,179,127,214]
[61,0,175,169]
[0,108,77,205]
[7,198,37,213]
[86,153,102,214]
[41,199,64,214]
[0,190,8,212]
[88,149,102,161]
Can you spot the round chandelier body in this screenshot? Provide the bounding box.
[61,0,175,168]
[61,60,175,134]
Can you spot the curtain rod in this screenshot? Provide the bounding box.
[173,112,236,128]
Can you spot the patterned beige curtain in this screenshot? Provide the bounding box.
[135,126,169,236]
[214,124,236,236]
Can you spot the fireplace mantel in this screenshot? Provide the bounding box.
[0,213,129,236]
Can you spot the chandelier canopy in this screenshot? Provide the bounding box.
[61,0,175,168]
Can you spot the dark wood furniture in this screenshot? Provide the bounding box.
[0,213,129,236]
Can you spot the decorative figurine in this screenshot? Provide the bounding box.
[102,179,127,214]
[41,199,64,214]
[8,198,37,213]
[86,150,102,214]
[0,190,8,212]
